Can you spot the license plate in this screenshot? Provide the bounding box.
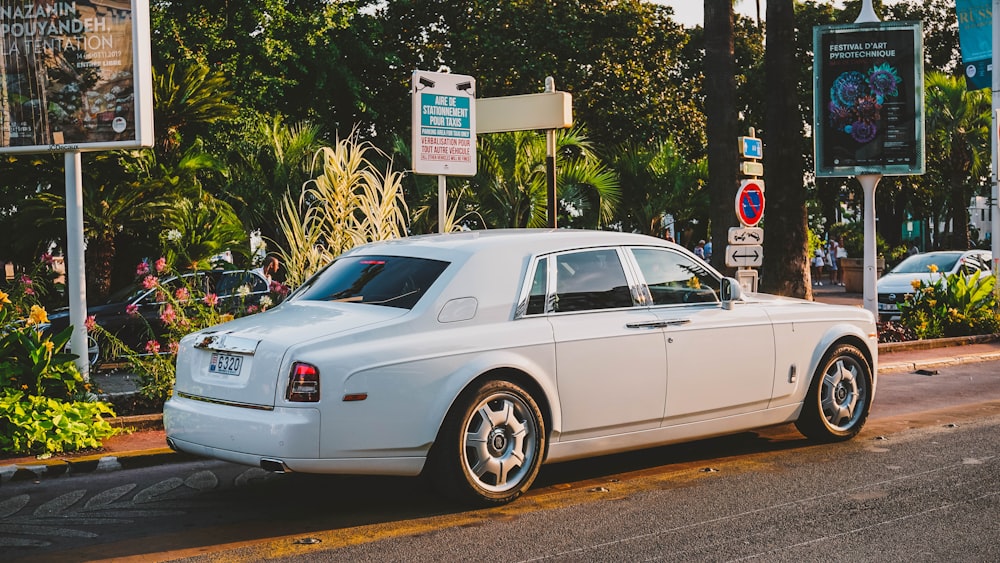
[209,352,243,376]
[877,303,898,311]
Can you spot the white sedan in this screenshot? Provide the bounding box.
[164,230,878,505]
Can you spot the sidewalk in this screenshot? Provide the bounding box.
[3,288,999,482]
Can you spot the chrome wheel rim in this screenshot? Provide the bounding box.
[462,391,538,494]
[821,355,867,431]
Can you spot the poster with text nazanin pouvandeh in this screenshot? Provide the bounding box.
[0,0,150,152]
[814,21,924,177]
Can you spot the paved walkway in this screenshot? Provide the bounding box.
[2,286,999,482]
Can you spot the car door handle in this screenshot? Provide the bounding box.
[626,319,691,329]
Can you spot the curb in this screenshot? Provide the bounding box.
[879,351,1000,375]
[0,448,196,485]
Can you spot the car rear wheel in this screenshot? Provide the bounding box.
[429,379,545,506]
[795,344,872,442]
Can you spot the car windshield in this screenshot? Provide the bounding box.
[292,255,449,309]
[104,282,148,305]
[889,252,962,275]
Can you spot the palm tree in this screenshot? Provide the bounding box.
[606,139,708,237]
[472,127,619,229]
[924,71,991,250]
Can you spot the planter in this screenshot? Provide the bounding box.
[840,257,885,293]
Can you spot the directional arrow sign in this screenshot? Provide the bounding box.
[728,226,764,245]
[725,244,763,268]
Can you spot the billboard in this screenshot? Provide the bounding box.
[813,21,924,177]
[0,0,153,153]
[955,0,991,90]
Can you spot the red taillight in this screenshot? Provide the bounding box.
[286,362,320,402]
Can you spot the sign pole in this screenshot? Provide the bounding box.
[545,77,558,228]
[855,0,881,320]
[438,175,447,233]
[993,1,1000,298]
[65,151,90,380]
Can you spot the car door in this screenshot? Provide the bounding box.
[627,247,775,425]
[542,248,668,440]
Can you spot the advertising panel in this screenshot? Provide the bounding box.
[955,0,991,90]
[813,21,924,177]
[0,0,153,153]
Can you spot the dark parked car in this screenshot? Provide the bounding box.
[45,269,271,366]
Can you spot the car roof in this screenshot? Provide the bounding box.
[342,229,675,261]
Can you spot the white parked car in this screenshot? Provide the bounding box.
[876,249,992,321]
[164,230,878,505]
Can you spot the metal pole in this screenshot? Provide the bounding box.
[858,174,881,318]
[438,175,446,233]
[853,0,881,319]
[65,151,89,380]
[545,76,557,228]
[992,1,1000,292]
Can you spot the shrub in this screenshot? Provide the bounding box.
[0,390,118,456]
[898,269,999,339]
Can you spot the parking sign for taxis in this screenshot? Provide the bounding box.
[411,70,477,176]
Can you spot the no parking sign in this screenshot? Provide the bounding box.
[735,180,765,227]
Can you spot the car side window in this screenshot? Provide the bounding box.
[553,249,633,312]
[525,257,549,315]
[629,247,720,305]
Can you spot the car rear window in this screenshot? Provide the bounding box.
[293,255,449,309]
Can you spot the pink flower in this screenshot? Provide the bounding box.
[24,287,35,296]
[168,341,179,355]
[270,281,289,296]
[155,257,167,273]
[20,275,32,286]
[246,305,259,314]
[145,340,161,354]
[155,291,167,302]
[40,252,54,265]
[136,261,150,276]
[203,293,219,307]
[126,304,139,316]
[174,287,189,301]
[160,304,176,325]
[141,275,157,290]
[84,315,96,331]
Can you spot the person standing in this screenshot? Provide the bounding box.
[694,240,706,259]
[827,240,840,286]
[812,249,825,286]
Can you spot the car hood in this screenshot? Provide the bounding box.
[175,301,410,407]
[877,272,936,294]
[185,301,410,349]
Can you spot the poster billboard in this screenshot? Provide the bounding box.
[0,0,153,154]
[955,0,991,90]
[813,21,924,177]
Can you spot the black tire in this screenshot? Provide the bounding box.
[428,379,545,506]
[795,344,873,442]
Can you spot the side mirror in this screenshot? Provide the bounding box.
[720,277,743,309]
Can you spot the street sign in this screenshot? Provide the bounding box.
[739,136,763,159]
[411,70,477,176]
[728,226,764,245]
[735,180,765,227]
[740,161,764,177]
[725,244,764,268]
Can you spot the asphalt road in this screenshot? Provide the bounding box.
[2,359,999,562]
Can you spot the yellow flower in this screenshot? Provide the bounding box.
[910,279,922,290]
[927,264,939,273]
[27,305,49,325]
[44,340,54,354]
[686,276,701,289]
[219,313,235,323]
[0,290,10,309]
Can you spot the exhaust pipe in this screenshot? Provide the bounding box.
[166,437,179,452]
[260,458,290,473]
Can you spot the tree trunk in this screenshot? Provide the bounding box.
[760,0,809,298]
[704,0,738,276]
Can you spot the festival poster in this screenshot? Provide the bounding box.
[814,21,924,177]
[0,0,152,153]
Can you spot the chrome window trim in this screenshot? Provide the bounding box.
[177,391,274,411]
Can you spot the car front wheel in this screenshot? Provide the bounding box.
[795,344,873,442]
[429,379,545,506]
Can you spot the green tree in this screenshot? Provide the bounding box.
[471,127,619,229]
[606,139,708,237]
[924,71,991,250]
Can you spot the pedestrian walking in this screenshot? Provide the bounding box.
[812,249,825,286]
